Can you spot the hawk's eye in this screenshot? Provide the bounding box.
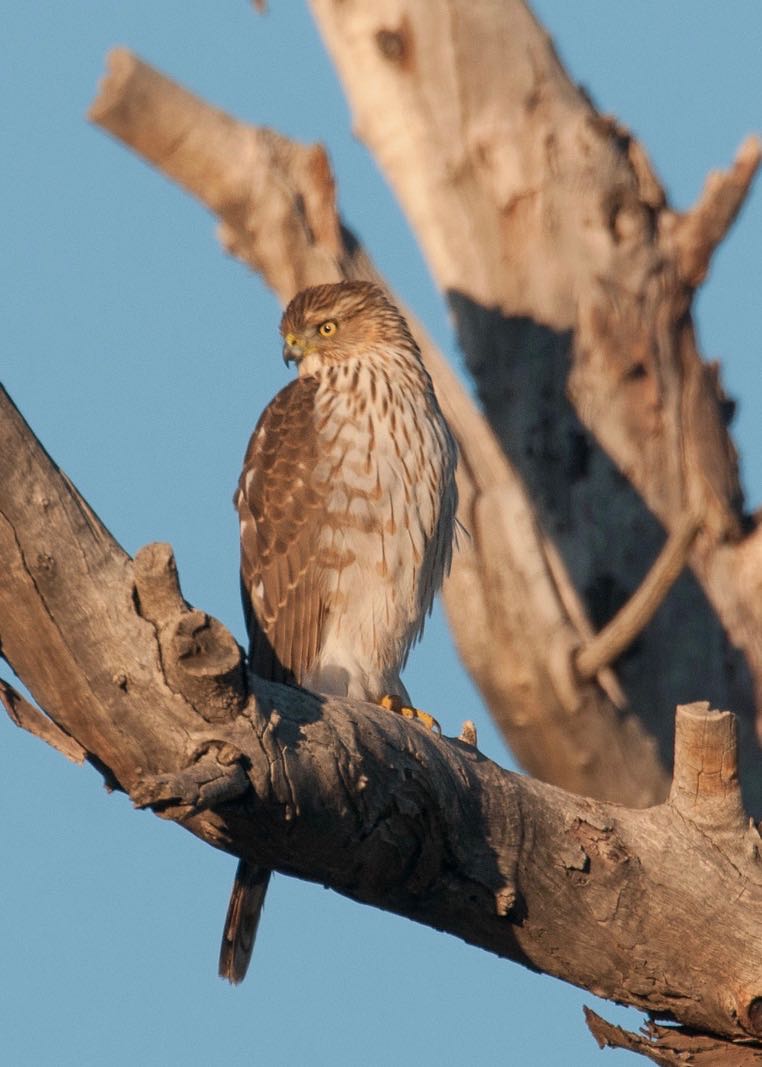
[318,320,337,337]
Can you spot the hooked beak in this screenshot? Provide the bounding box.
[282,332,304,365]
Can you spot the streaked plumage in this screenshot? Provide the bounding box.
[219,281,458,983]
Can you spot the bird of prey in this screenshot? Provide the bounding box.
[218,281,458,983]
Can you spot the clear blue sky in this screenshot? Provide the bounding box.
[2,4,760,1065]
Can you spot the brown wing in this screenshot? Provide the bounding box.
[222,378,328,986]
[235,375,327,686]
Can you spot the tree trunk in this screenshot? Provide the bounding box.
[3,1,762,1061]
[309,0,762,812]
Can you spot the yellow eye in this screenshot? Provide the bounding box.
[318,320,337,337]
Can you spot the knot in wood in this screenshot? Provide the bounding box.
[375,26,409,66]
[745,997,762,1038]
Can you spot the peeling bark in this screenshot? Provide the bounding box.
[585,1008,762,1066]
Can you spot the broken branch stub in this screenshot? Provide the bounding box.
[134,543,247,723]
[669,700,747,832]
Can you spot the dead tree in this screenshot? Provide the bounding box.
[2,3,761,1062]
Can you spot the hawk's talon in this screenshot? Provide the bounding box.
[379,693,441,734]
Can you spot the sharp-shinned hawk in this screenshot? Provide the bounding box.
[218,281,458,983]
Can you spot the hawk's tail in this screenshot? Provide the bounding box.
[218,860,271,984]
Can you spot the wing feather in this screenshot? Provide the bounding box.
[236,376,327,686]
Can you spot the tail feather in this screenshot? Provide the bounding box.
[218,860,271,984]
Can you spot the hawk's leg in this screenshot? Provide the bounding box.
[379,693,441,734]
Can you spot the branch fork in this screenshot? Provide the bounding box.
[3,8,762,1060]
[3,391,762,1049]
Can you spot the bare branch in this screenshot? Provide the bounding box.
[90,48,344,300]
[308,0,762,806]
[3,388,762,1046]
[672,135,762,287]
[575,509,702,681]
[4,388,759,1045]
[309,0,746,539]
[86,48,669,807]
[1,678,86,764]
[4,7,761,1062]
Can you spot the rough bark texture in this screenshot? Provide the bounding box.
[3,386,762,1058]
[89,46,669,809]
[585,1009,762,1066]
[3,1,762,1061]
[311,0,762,814]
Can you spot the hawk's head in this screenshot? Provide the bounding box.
[280,281,417,376]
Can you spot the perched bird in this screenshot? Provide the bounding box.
[219,281,458,983]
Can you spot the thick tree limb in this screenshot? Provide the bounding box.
[310,0,762,809]
[2,389,762,1047]
[88,47,668,807]
[4,6,760,1062]
[310,0,750,537]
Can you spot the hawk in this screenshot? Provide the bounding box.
[218,281,458,983]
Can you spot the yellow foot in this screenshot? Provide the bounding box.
[379,694,441,734]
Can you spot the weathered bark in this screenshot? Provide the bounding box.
[3,385,762,1058]
[585,1008,762,1066]
[88,25,762,817]
[88,47,670,808]
[310,0,762,812]
[4,2,761,1061]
